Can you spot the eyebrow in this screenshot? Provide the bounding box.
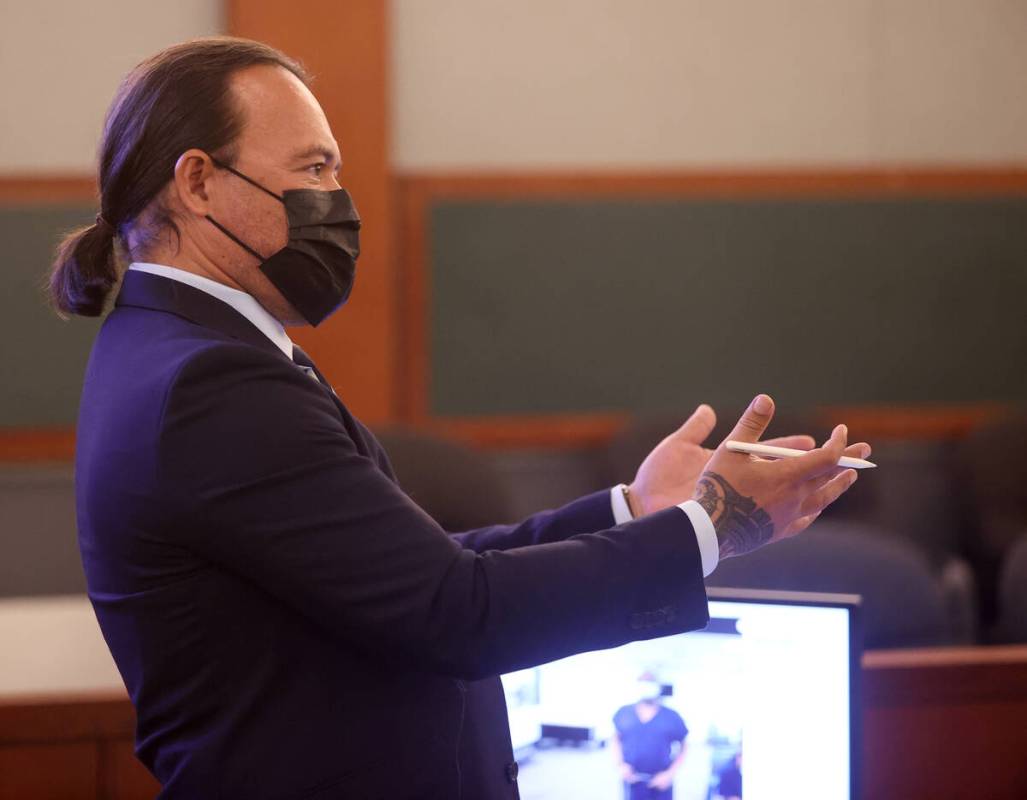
[290,145,342,167]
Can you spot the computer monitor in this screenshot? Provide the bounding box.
[501,588,862,799]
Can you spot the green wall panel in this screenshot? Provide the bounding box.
[2,205,102,427]
[429,197,1027,417]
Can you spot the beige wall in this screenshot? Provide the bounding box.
[5,2,1025,174]
[391,0,1027,169]
[0,0,222,174]
[0,596,122,694]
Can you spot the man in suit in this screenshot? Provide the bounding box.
[56,38,865,798]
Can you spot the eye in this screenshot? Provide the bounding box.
[307,163,326,177]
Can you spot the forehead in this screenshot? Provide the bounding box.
[228,64,337,161]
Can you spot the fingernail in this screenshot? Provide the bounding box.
[753,395,772,414]
[836,424,848,438]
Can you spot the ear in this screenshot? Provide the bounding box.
[172,149,218,216]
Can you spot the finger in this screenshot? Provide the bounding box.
[782,510,822,538]
[802,469,839,494]
[790,424,849,479]
[671,403,717,446]
[764,434,816,451]
[721,394,775,446]
[758,435,868,463]
[844,441,872,460]
[797,436,869,488]
[800,468,857,516]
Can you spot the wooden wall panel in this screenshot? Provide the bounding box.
[0,743,98,799]
[99,739,161,800]
[227,0,396,424]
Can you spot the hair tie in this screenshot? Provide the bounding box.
[95,213,114,233]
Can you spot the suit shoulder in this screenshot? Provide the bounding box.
[157,339,315,426]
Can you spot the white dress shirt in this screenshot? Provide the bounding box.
[127,262,719,577]
[130,262,294,359]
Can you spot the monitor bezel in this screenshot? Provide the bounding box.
[705,586,863,800]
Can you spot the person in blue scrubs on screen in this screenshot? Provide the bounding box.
[612,673,689,799]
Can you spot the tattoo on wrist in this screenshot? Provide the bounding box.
[694,471,774,558]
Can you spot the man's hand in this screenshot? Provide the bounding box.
[627,404,718,517]
[627,402,865,519]
[694,394,870,558]
[648,769,675,790]
[620,763,640,783]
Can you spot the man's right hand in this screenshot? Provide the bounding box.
[693,394,867,559]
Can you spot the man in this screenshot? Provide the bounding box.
[612,674,689,799]
[53,37,866,798]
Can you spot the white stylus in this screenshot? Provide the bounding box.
[726,440,877,469]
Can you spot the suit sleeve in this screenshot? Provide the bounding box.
[355,415,617,553]
[157,344,709,680]
[448,491,617,553]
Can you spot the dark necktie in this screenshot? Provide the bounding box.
[292,345,326,387]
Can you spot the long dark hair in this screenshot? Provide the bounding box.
[49,36,307,317]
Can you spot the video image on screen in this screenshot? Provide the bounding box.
[501,592,856,800]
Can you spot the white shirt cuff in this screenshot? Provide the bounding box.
[679,499,719,577]
[610,484,634,525]
[609,486,719,577]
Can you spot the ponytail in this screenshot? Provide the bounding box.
[49,214,119,317]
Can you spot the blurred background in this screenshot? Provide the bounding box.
[1,1,1026,796]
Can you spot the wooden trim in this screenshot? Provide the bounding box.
[395,176,430,422]
[0,175,97,205]
[396,166,1027,201]
[394,167,1027,446]
[408,403,1009,450]
[0,428,76,462]
[228,0,395,424]
[818,403,1014,441]
[418,413,629,451]
[863,644,1027,670]
[0,402,1012,461]
[0,690,133,745]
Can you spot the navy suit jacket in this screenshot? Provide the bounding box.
[75,270,710,799]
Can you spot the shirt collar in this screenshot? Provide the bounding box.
[127,262,294,359]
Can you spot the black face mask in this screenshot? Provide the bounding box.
[206,159,361,326]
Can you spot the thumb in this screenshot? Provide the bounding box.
[723,394,775,445]
[672,403,717,446]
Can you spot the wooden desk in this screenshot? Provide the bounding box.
[862,645,1027,799]
[0,690,158,799]
[2,646,1026,798]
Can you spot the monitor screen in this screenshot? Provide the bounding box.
[501,588,861,800]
